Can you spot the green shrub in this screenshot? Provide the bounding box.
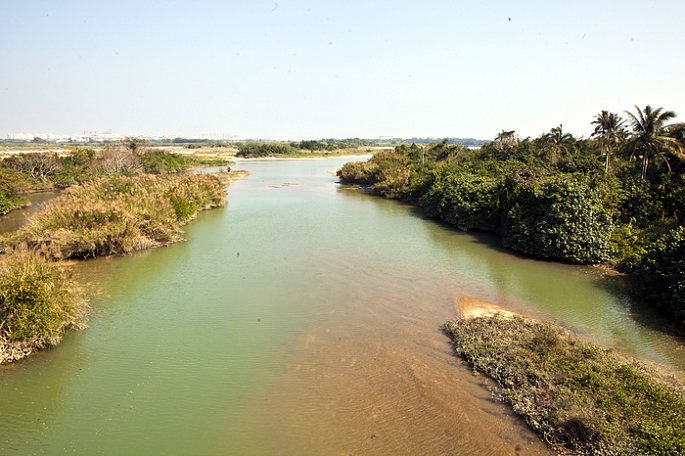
[0,169,29,214]
[0,191,27,215]
[617,178,663,225]
[632,226,685,321]
[420,173,502,231]
[0,168,30,195]
[371,166,410,199]
[338,161,379,185]
[503,175,614,263]
[235,142,298,157]
[140,149,191,174]
[1,250,87,352]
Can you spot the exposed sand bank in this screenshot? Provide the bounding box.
[457,296,518,319]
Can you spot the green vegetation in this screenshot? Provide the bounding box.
[0,138,233,214]
[0,140,244,363]
[339,105,685,322]
[632,227,685,320]
[2,173,232,260]
[0,168,30,214]
[235,142,300,157]
[502,175,614,263]
[444,314,685,455]
[233,138,374,158]
[0,250,88,364]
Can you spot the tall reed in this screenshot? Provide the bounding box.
[4,173,228,260]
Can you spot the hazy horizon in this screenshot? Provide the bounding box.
[2,1,684,141]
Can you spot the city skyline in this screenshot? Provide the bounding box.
[5,131,241,142]
[5,130,476,142]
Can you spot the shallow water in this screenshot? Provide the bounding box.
[0,191,61,234]
[0,158,682,455]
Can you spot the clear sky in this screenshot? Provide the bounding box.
[2,0,684,141]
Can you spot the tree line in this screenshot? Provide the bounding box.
[338,105,685,323]
[233,138,373,157]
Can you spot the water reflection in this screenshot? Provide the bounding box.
[0,191,61,234]
[337,182,685,373]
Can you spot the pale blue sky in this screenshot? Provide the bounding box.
[2,0,684,140]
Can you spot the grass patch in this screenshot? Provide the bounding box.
[2,173,232,260]
[443,314,685,455]
[1,250,88,363]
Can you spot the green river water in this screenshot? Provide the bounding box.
[1,157,683,455]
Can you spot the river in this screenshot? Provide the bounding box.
[0,157,682,455]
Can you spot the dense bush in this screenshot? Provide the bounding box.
[0,169,29,214]
[632,226,685,319]
[338,151,411,191]
[235,142,299,157]
[1,250,88,363]
[338,152,615,263]
[617,177,664,224]
[371,166,410,199]
[502,175,614,263]
[338,161,379,186]
[420,173,503,231]
[140,149,191,174]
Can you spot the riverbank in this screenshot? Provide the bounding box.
[2,171,248,260]
[0,170,248,364]
[444,312,685,455]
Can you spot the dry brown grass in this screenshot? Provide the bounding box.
[0,249,89,363]
[2,173,232,260]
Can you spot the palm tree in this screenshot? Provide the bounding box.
[541,125,574,164]
[665,123,685,175]
[591,111,626,173]
[545,124,574,147]
[625,105,681,179]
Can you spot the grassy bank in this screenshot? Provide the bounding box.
[443,314,684,455]
[0,170,248,363]
[1,171,246,260]
[0,143,234,206]
[0,250,88,364]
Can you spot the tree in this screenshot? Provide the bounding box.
[540,125,575,165]
[664,123,685,175]
[123,137,148,155]
[545,125,574,147]
[625,105,681,179]
[5,152,61,181]
[98,143,141,174]
[591,111,626,173]
[493,130,517,151]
